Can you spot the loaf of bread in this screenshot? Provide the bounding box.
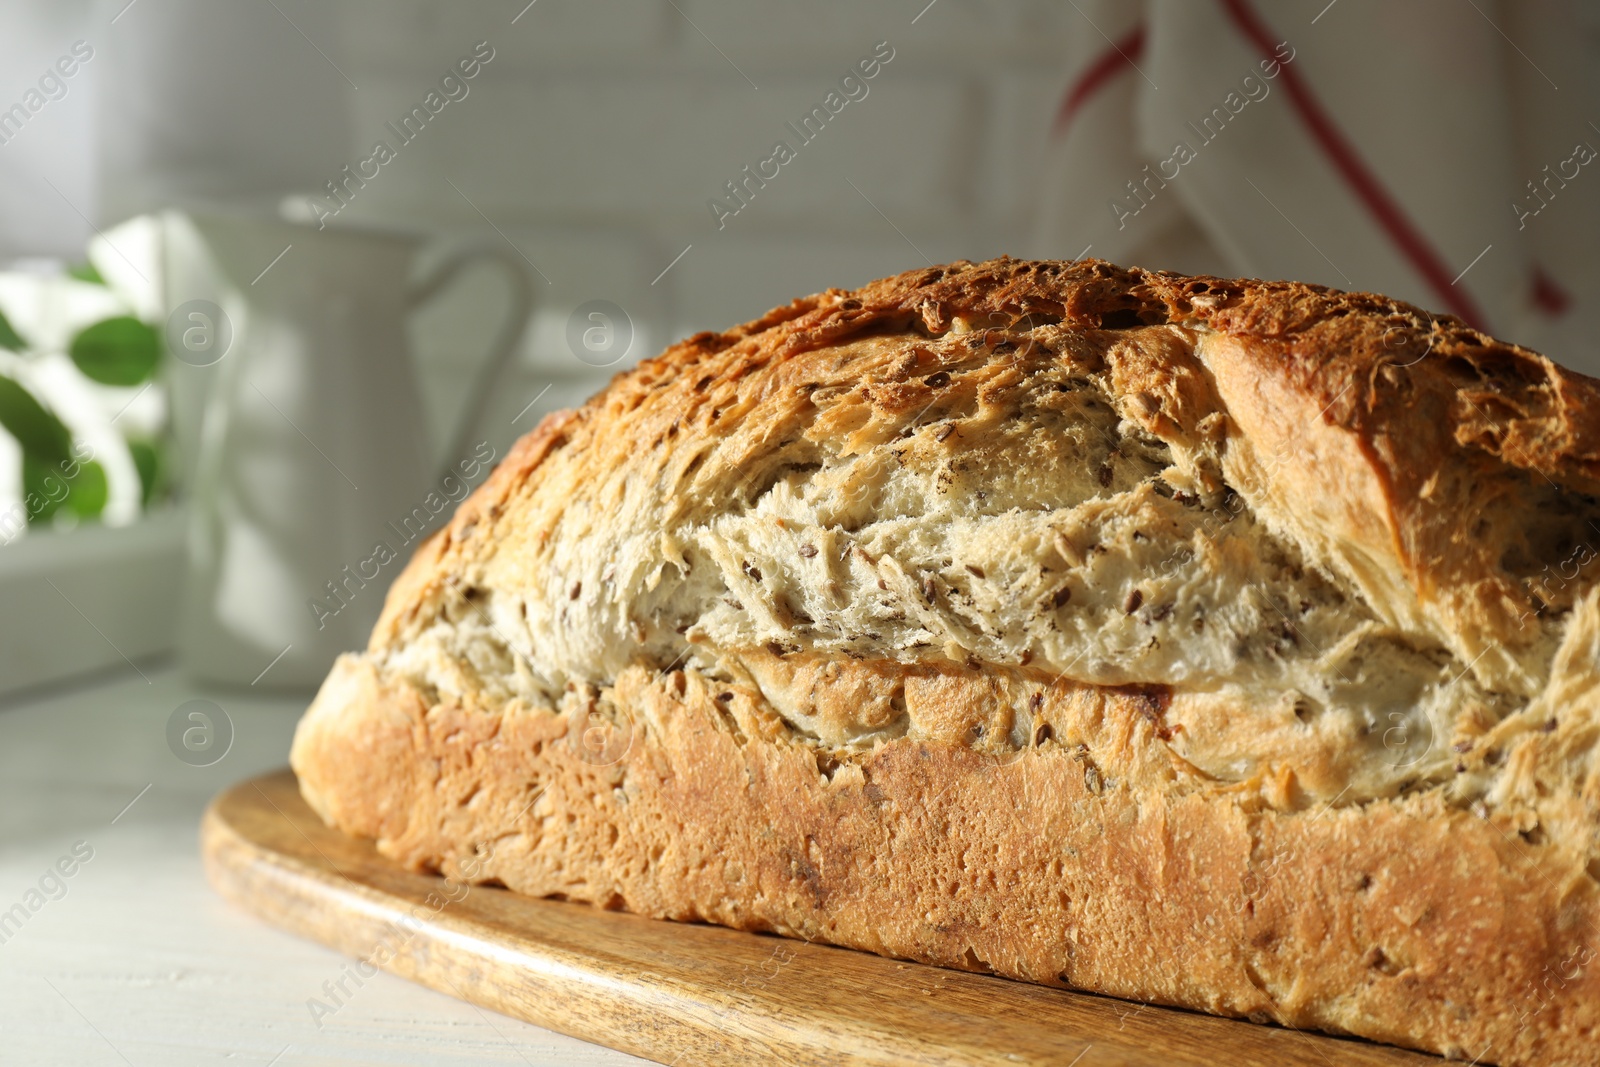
[291,258,1600,1065]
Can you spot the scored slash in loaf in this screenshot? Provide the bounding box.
[291,257,1600,1065]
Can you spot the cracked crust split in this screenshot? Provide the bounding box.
[292,257,1600,1066]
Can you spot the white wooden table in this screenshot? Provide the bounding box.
[0,665,649,1066]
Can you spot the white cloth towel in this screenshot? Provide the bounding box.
[1032,0,1600,375]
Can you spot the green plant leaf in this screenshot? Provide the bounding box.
[70,316,160,386]
[22,455,67,525]
[22,453,107,526]
[0,374,72,464]
[128,438,160,509]
[0,306,25,352]
[64,459,107,519]
[67,261,106,286]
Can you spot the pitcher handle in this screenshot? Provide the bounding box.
[408,245,536,480]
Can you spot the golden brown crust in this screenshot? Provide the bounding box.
[294,258,1600,1066]
[295,653,1600,1065]
[382,257,1600,683]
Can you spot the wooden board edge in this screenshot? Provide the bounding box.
[200,772,1445,1067]
[201,778,675,1066]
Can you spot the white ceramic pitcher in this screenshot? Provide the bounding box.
[169,212,533,689]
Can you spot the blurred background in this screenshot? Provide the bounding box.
[1,0,1598,699]
[0,2,1598,1060]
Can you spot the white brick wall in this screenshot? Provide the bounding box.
[339,0,672,73]
[321,0,1077,462]
[339,73,980,230]
[674,0,1080,61]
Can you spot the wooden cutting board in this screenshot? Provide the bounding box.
[203,770,1443,1067]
